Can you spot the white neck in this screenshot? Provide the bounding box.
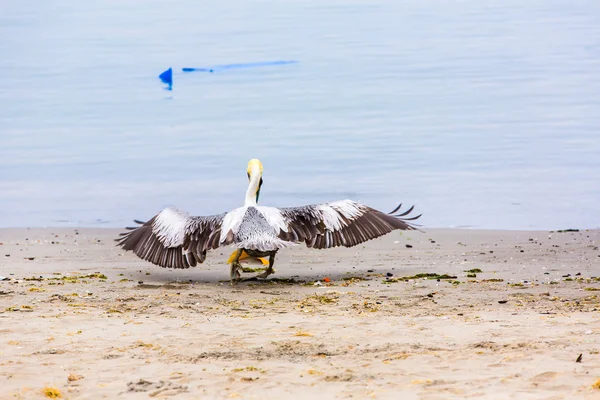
[244,173,261,206]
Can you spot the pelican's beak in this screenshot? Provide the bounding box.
[227,250,269,266]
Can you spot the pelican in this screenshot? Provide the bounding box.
[116,159,421,282]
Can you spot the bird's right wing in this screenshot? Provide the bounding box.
[116,207,231,269]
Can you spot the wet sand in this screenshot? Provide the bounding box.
[1,228,599,399]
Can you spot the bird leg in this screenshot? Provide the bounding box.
[254,253,276,279]
[229,249,243,284]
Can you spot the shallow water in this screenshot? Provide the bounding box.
[1,0,599,230]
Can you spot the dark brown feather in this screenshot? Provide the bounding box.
[116,211,226,269]
[278,202,420,249]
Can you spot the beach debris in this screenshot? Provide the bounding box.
[498,300,508,304]
[340,277,363,287]
[593,378,600,390]
[36,348,66,355]
[127,379,159,392]
[343,276,368,281]
[294,330,313,337]
[307,369,324,376]
[22,273,106,283]
[4,305,33,312]
[67,373,84,382]
[576,353,583,363]
[0,276,10,281]
[127,379,188,396]
[405,244,413,248]
[232,366,265,373]
[384,273,456,284]
[42,386,62,398]
[323,277,331,283]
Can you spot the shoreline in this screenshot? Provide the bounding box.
[1,228,599,399]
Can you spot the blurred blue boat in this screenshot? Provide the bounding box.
[182,60,297,73]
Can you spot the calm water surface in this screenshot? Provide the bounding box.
[1,0,599,230]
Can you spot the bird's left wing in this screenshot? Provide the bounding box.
[116,207,229,269]
[275,200,421,249]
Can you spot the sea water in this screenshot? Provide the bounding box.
[1,0,599,230]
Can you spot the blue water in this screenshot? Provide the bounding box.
[1,0,599,230]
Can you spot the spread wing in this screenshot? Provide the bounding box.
[276,200,421,249]
[115,207,230,269]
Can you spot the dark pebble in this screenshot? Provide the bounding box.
[498,300,508,304]
[406,244,413,248]
[386,272,393,277]
[520,250,524,252]
[138,281,143,284]
[367,269,374,273]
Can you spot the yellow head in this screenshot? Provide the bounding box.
[246,159,264,203]
[247,159,263,177]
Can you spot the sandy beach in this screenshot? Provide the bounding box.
[1,227,599,399]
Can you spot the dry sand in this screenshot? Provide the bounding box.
[1,227,599,399]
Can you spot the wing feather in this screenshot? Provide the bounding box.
[115,207,227,269]
[278,200,421,249]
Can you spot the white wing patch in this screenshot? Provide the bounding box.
[317,200,366,231]
[152,207,189,248]
[255,206,288,233]
[219,206,248,243]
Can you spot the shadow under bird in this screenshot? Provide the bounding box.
[116,159,422,283]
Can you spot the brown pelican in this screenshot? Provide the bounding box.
[116,159,421,282]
